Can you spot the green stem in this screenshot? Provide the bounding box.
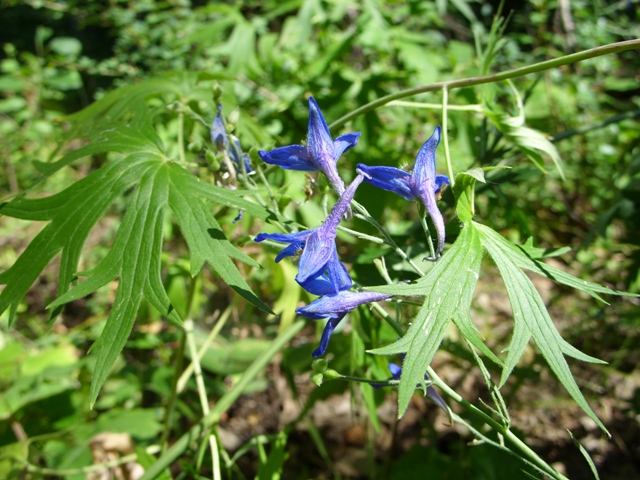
[178,110,186,166]
[441,86,455,187]
[426,367,568,480]
[418,204,437,260]
[329,39,640,130]
[139,320,306,480]
[351,200,425,277]
[388,100,483,111]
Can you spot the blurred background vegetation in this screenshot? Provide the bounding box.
[0,0,639,478]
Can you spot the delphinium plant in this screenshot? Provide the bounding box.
[0,7,639,478]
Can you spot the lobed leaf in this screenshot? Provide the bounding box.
[369,222,484,417]
[478,222,609,434]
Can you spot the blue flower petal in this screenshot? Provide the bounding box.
[357,164,414,200]
[334,132,361,159]
[296,231,335,286]
[388,363,402,379]
[275,242,304,263]
[295,174,363,285]
[435,175,450,194]
[259,145,316,171]
[307,97,334,166]
[210,104,227,150]
[298,273,339,296]
[296,291,392,320]
[254,230,312,244]
[327,250,352,293]
[312,315,345,358]
[411,126,440,193]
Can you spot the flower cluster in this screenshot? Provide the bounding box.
[211,104,253,175]
[255,97,449,357]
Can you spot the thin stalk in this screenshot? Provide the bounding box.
[159,329,186,454]
[351,200,425,277]
[329,39,640,130]
[366,302,564,479]
[441,86,455,186]
[418,204,437,260]
[388,100,483,111]
[426,367,568,480]
[177,301,236,393]
[178,110,186,166]
[139,320,306,480]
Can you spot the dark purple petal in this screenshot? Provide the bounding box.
[334,132,361,159]
[357,164,415,200]
[258,145,316,171]
[229,139,253,173]
[312,315,345,358]
[211,104,228,151]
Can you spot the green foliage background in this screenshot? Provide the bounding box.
[0,1,639,479]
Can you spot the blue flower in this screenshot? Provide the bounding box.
[296,290,393,357]
[295,173,363,288]
[378,360,449,416]
[255,173,363,294]
[211,104,252,173]
[258,97,360,195]
[357,126,449,256]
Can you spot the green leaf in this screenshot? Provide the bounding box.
[167,162,274,222]
[477,223,609,435]
[477,225,633,303]
[520,237,572,259]
[0,157,156,324]
[168,166,273,314]
[568,430,600,480]
[485,81,565,180]
[369,222,483,417]
[454,167,486,222]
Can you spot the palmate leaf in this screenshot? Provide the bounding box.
[368,222,484,417]
[1,110,272,406]
[477,222,610,434]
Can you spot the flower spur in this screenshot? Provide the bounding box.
[357,126,449,257]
